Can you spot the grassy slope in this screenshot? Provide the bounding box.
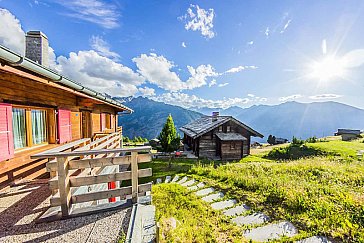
[153,183,244,242]
[147,140,364,242]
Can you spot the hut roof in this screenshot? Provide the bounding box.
[215,132,247,141]
[180,116,263,139]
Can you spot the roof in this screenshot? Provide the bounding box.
[215,132,247,141]
[180,116,264,139]
[0,45,132,113]
[336,129,361,135]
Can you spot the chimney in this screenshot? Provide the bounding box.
[212,111,219,122]
[25,31,49,67]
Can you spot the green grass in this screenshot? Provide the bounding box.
[153,183,245,242]
[307,140,364,159]
[190,156,364,242]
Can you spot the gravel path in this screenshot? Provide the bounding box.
[0,183,131,243]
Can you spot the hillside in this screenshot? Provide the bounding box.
[197,101,364,141]
[116,96,203,139]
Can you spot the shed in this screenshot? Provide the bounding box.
[180,114,263,160]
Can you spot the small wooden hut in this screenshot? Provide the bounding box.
[180,113,263,160]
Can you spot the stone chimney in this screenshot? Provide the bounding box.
[25,31,49,67]
[212,111,219,122]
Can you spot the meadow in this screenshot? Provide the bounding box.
[149,138,364,242]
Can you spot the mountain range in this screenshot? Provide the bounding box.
[117,96,364,142]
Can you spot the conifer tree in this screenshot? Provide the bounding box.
[158,114,180,152]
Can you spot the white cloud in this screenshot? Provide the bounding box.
[309,94,342,100]
[225,65,258,74]
[218,82,229,87]
[138,87,155,97]
[90,35,120,60]
[265,27,270,37]
[0,8,25,54]
[279,94,303,102]
[55,50,145,96]
[341,49,364,68]
[181,42,187,48]
[247,41,254,45]
[208,79,217,87]
[247,94,255,97]
[55,0,120,29]
[280,19,291,33]
[132,53,218,91]
[152,92,253,109]
[179,4,215,39]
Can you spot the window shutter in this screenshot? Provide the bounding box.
[58,109,72,144]
[100,113,106,131]
[0,103,14,161]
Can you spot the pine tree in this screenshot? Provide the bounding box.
[158,114,180,153]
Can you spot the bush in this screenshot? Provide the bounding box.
[292,136,304,146]
[306,136,317,143]
[266,143,325,160]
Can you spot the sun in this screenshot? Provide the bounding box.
[308,55,347,81]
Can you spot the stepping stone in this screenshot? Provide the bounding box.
[181,179,196,187]
[165,176,171,183]
[223,204,250,217]
[244,221,298,242]
[211,199,236,210]
[195,187,215,197]
[231,212,269,226]
[171,175,179,183]
[156,178,162,184]
[201,192,224,203]
[177,176,188,184]
[296,236,333,243]
[188,182,205,191]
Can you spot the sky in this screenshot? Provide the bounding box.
[0,0,364,109]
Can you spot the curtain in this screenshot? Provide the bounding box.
[32,110,47,144]
[12,108,26,149]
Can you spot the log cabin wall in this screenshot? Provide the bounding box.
[198,131,216,158]
[220,141,243,160]
[0,67,122,189]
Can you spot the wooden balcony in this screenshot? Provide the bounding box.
[30,130,152,221]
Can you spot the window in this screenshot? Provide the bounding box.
[218,126,223,132]
[13,108,27,149]
[31,110,47,145]
[12,106,48,150]
[230,142,236,149]
[227,126,231,132]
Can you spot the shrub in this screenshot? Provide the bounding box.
[266,143,325,160]
[306,136,318,143]
[292,136,304,146]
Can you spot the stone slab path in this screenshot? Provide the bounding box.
[232,212,270,226]
[157,175,333,243]
[244,221,298,242]
[211,199,236,210]
[201,192,224,203]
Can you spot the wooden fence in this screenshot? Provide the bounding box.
[31,130,152,219]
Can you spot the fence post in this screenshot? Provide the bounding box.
[57,156,71,217]
[131,151,138,203]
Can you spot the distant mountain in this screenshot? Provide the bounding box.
[198,101,364,142]
[116,97,203,139]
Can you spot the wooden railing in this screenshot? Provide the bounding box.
[31,131,152,219]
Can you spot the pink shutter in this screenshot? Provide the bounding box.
[58,109,72,144]
[0,103,14,162]
[101,113,106,131]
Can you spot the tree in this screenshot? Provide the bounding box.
[267,135,276,145]
[123,136,130,143]
[158,114,180,153]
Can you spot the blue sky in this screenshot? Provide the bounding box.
[1,0,364,109]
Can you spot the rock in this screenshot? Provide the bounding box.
[201,192,224,203]
[165,176,171,183]
[211,199,236,210]
[223,204,250,217]
[231,212,269,226]
[244,221,298,242]
[195,187,215,196]
[171,175,179,183]
[177,176,188,184]
[181,179,196,187]
[156,178,162,184]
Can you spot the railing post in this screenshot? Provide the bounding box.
[131,151,138,203]
[57,156,71,217]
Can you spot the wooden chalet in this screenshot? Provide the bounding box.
[0,31,133,189]
[180,113,263,160]
[335,129,362,141]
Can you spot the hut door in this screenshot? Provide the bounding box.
[81,111,91,138]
